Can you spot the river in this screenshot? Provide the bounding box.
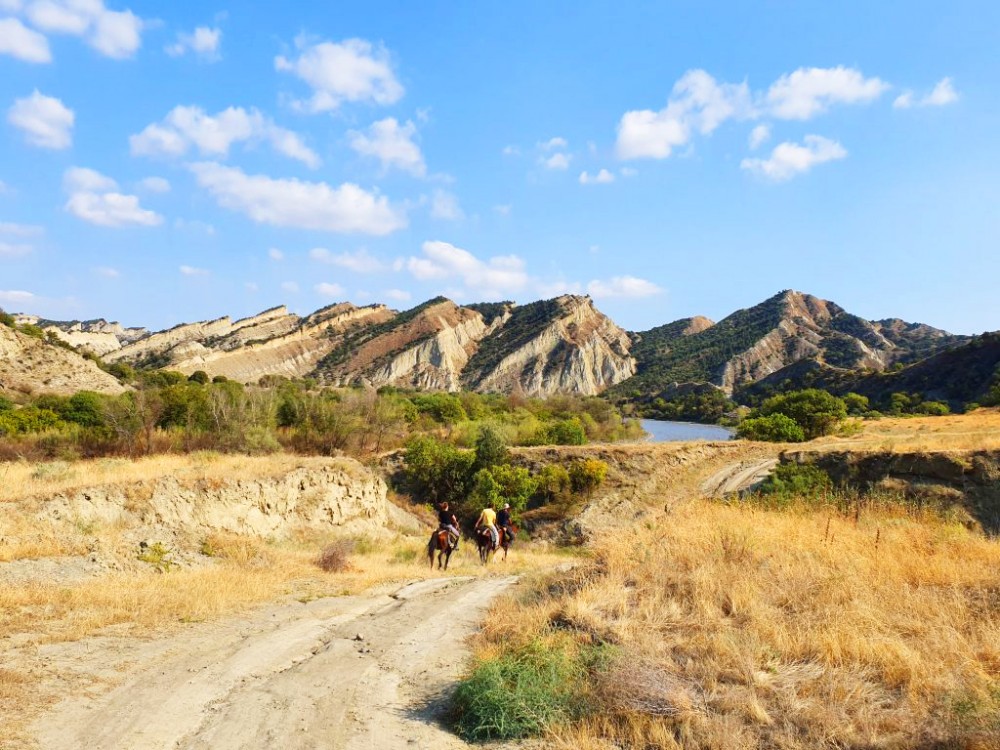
[640,418,734,442]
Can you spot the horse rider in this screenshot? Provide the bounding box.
[438,501,460,550]
[496,503,515,545]
[475,505,499,548]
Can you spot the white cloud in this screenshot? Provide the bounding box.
[314,281,344,297]
[25,0,145,59]
[7,90,74,149]
[740,134,847,182]
[0,0,24,11]
[384,288,410,302]
[179,265,208,276]
[894,77,959,109]
[0,289,35,305]
[538,136,568,151]
[131,105,319,168]
[165,26,221,60]
[766,66,889,120]
[619,167,638,177]
[190,162,406,235]
[430,189,463,220]
[493,204,511,216]
[0,17,51,62]
[535,279,582,298]
[64,166,117,192]
[275,37,403,113]
[579,169,615,185]
[406,241,528,298]
[502,145,520,156]
[66,191,162,227]
[348,117,424,176]
[748,123,771,149]
[63,166,163,227]
[540,152,571,170]
[268,247,284,261]
[138,176,170,193]
[587,275,661,299]
[173,218,215,235]
[0,221,43,236]
[0,241,33,257]
[616,69,752,160]
[94,266,120,278]
[310,247,387,273]
[280,281,299,294]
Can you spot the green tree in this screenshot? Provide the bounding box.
[537,464,571,502]
[473,423,509,471]
[736,414,806,442]
[568,459,608,495]
[403,436,475,512]
[756,389,847,439]
[842,392,870,416]
[546,418,587,445]
[188,370,210,384]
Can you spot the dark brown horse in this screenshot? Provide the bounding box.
[428,529,455,570]
[476,525,517,564]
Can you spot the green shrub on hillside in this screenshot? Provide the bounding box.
[757,463,832,497]
[737,413,806,442]
[755,389,847,439]
[568,458,608,495]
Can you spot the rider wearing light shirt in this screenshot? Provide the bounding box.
[475,506,498,547]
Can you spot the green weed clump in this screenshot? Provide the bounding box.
[450,641,589,740]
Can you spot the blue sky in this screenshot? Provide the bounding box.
[1,1,998,335]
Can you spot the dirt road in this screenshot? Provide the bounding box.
[31,575,516,750]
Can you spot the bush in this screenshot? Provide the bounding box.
[755,389,847,439]
[737,413,806,442]
[569,458,608,495]
[546,418,587,445]
[537,464,571,501]
[451,643,588,740]
[757,462,832,497]
[316,539,355,572]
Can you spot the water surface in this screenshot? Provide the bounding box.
[641,418,733,443]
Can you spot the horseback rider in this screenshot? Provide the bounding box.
[496,503,515,545]
[437,502,460,550]
[475,505,499,548]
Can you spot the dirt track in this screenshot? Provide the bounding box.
[30,575,515,750]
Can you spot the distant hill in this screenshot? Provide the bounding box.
[741,333,1000,410]
[612,290,969,405]
[15,289,987,406]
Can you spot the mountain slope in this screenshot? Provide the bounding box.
[0,324,126,396]
[615,290,967,399]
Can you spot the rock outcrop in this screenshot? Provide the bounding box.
[462,295,636,396]
[41,457,392,540]
[0,324,126,396]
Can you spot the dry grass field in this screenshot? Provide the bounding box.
[471,499,1000,749]
[810,407,1000,453]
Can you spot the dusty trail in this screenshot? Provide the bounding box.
[33,575,515,750]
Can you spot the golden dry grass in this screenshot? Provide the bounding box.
[475,500,1000,749]
[809,407,1000,453]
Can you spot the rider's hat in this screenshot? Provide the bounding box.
[503,503,510,509]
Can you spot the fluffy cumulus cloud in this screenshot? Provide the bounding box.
[540,152,571,170]
[0,221,42,257]
[586,275,661,299]
[275,37,403,113]
[406,241,528,299]
[740,135,847,182]
[310,247,388,273]
[179,265,208,276]
[0,17,51,62]
[616,70,752,160]
[131,105,319,168]
[62,166,163,226]
[165,26,221,60]
[894,77,959,109]
[7,90,74,148]
[617,66,888,161]
[537,136,572,170]
[348,117,425,176]
[189,161,406,235]
[430,189,463,220]
[24,0,145,59]
[0,241,33,258]
[579,169,615,185]
[766,66,889,120]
